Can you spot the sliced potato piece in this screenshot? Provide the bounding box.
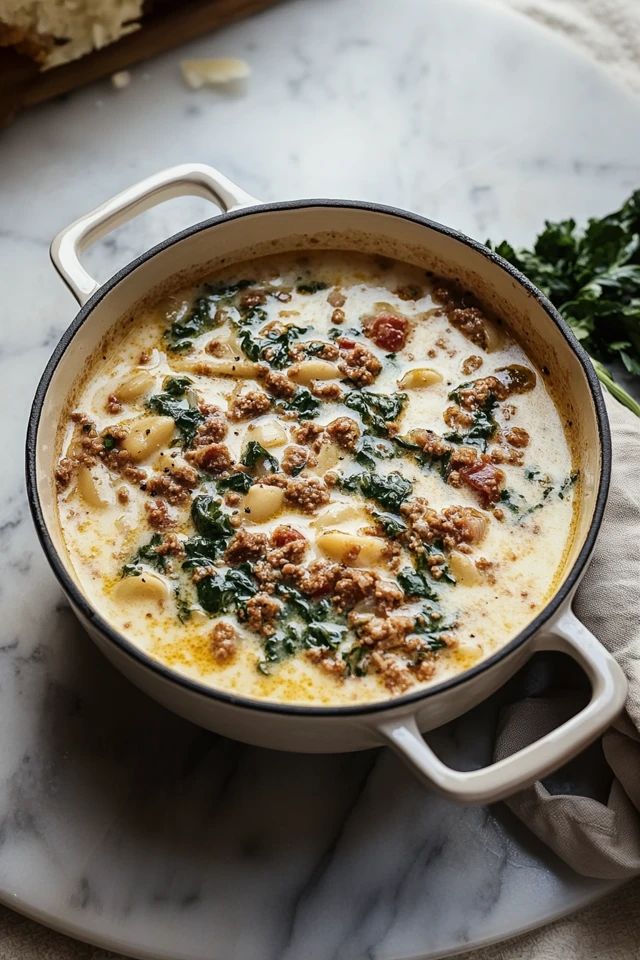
[317,530,387,567]
[115,370,155,402]
[449,551,483,586]
[288,360,340,384]
[483,320,502,352]
[398,367,443,389]
[122,416,175,462]
[206,325,242,357]
[311,442,341,475]
[77,464,112,508]
[246,419,287,449]
[113,572,169,605]
[463,509,489,544]
[243,484,285,523]
[181,358,261,379]
[311,502,371,530]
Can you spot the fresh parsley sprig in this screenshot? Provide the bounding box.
[489,190,640,416]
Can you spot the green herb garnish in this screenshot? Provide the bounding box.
[489,190,640,415]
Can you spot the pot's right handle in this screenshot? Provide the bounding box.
[50,163,260,307]
[377,608,627,804]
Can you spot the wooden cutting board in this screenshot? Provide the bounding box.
[0,0,281,126]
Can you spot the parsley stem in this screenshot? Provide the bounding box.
[592,358,640,418]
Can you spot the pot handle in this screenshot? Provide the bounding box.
[377,608,627,804]
[50,163,260,306]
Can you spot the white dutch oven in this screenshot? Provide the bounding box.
[26,163,627,804]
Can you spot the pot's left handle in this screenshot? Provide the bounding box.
[376,608,627,804]
[50,163,260,306]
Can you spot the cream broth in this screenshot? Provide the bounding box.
[55,252,577,705]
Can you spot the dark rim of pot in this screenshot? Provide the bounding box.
[26,199,612,718]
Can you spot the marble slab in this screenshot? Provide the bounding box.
[1,0,639,957]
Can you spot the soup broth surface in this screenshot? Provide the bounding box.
[55,252,577,705]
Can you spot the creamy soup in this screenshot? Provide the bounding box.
[55,252,577,705]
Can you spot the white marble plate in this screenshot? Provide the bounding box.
[2,0,639,957]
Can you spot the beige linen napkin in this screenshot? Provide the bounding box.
[494,392,640,879]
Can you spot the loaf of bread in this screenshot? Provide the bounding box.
[0,0,143,69]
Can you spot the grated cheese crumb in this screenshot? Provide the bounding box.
[180,57,251,90]
[111,69,131,89]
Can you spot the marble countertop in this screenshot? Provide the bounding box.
[1,0,640,958]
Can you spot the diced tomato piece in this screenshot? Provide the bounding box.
[458,461,505,505]
[271,525,306,548]
[369,313,410,352]
[337,337,356,349]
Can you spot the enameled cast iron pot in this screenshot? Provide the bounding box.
[26,163,627,804]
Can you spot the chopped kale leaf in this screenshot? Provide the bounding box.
[146,392,204,448]
[296,280,328,294]
[182,535,226,569]
[498,489,524,515]
[306,621,347,648]
[241,441,279,474]
[558,471,579,499]
[238,323,307,368]
[216,471,253,495]
[195,563,258,615]
[397,566,439,601]
[340,470,413,513]
[444,393,499,450]
[276,583,332,623]
[190,495,234,541]
[354,434,397,469]
[342,644,368,677]
[413,604,451,648]
[344,390,408,437]
[276,387,321,420]
[371,510,407,537]
[122,533,167,577]
[162,376,193,397]
[258,625,303,673]
[165,280,254,350]
[419,542,455,586]
[174,584,192,623]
